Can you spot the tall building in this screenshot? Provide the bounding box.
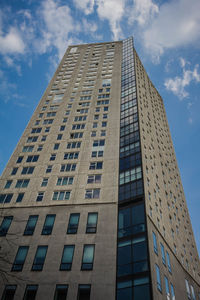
[0,37,199,300]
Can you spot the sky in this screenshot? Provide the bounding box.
[0,0,200,254]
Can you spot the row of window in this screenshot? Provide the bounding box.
[155,264,175,298]
[0,212,98,237]
[12,243,95,272]
[2,283,91,300]
[153,231,172,273]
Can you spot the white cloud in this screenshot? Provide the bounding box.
[0,27,25,55]
[96,0,126,40]
[73,0,95,15]
[164,63,200,99]
[142,0,200,60]
[128,0,158,26]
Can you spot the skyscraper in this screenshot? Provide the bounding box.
[0,37,199,300]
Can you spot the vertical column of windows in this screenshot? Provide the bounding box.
[116,38,151,300]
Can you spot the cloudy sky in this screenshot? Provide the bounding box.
[0,0,200,253]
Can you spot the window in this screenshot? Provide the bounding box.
[41,178,48,187]
[16,193,24,203]
[103,113,107,119]
[54,143,60,150]
[12,246,29,271]
[42,215,56,235]
[70,132,83,139]
[85,189,100,199]
[89,162,103,170]
[57,134,63,140]
[52,191,70,201]
[0,193,13,204]
[91,150,103,158]
[50,153,56,161]
[86,213,98,233]
[64,152,79,160]
[119,167,142,185]
[81,245,95,270]
[1,285,17,300]
[185,279,191,299]
[41,135,47,142]
[191,285,196,300]
[60,245,75,270]
[156,264,162,292]
[31,127,42,133]
[93,122,98,128]
[23,285,38,300]
[4,180,12,189]
[67,213,80,234]
[24,215,38,235]
[26,155,39,162]
[91,131,96,137]
[43,119,54,125]
[170,283,175,300]
[21,166,35,175]
[72,124,85,130]
[77,285,91,300]
[60,125,65,131]
[102,121,107,127]
[164,276,170,296]
[15,179,30,188]
[93,140,105,147]
[32,246,48,271]
[46,165,52,173]
[60,164,76,172]
[11,167,18,175]
[16,156,23,163]
[57,177,73,186]
[166,251,172,273]
[0,216,13,236]
[45,127,50,132]
[54,285,68,300]
[118,203,145,238]
[153,232,158,254]
[36,192,44,202]
[47,112,56,117]
[160,243,166,265]
[27,136,38,143]
[67,141,81,149]
[37,145,43,151]
[101,130,106,137]
[87,175,101,184]
[22,146,34,152]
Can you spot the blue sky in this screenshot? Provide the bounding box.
[0,0,200,254]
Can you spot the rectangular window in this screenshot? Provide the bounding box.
[15,179,30,188]
[89,162,103,170]
[37,145,43,151]
[22,146,34,152]
[119,167,142,185]
[0,193,13,204]
[27,136,38,143]
[93,140,105,147]
[36,192,44,202]
[160,243,166,265]
[87,175,101,184]
[24,215,38,235]
[31,127,42,133]
[4,180,12,189]
[153,232,158,254]
[32,246,48,271]
[21,166,35,175]
[156,264,162,292]
[57,134,62,140]
[77,285,91,300]
[166,251,172,273]
[57,177,73,186]
[2,285,17,300]
[67,213,80,234]
[86,213,98,233]
[54,285,68,300]
[185,279,191,299]
[60,164,76,172]
[46,165,52,173]
[45,127,50,132]
[70,132,83,139]
[12,246,29,271]
[16,156,23,163]
[42,215,56,235]
[191,285,196,300]
[82,245,95,270]
[41,178,48,187]
[54,143,60,150]
[16,193,24,202]
[60,245,75,270]
[91,151,103,158]
[164,276,170,296]
[170,283,175,300]
[11,167,18,175]
[67,142,81,149]
[64,152,79,160]
[23,285,38,300]
[52,191,71,201]
[0,216,13,236]
[85,189,100,199]
[26,155,39,162]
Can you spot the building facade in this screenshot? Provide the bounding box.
[0,37,199,300]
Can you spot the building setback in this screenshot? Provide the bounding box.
[0,37,199,300]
